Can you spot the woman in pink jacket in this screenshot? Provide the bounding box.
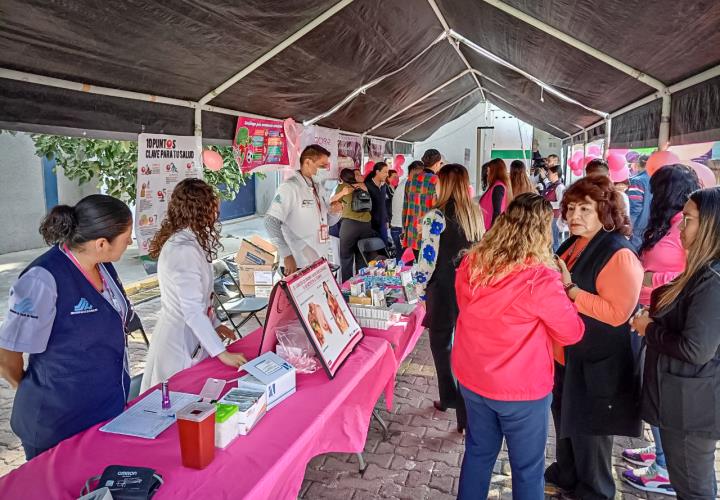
[622,164,701,495]
[453,193,585,499]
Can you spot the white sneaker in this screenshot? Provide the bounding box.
[621,444,657,467]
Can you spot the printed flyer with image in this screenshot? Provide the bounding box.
[135,134,202,256]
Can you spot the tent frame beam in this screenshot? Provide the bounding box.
[365,69,473,134]
[425,0,485,100]
[479,0,671,146]
[394,88,481,140]
[0,67,412,145]
[198,0,354,105]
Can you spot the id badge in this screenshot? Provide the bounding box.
[319,224,329,243]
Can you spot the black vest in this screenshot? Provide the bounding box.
[424,201,474,330]
[555,231,642,438]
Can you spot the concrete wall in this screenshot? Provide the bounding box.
[533,128,562,160]
[0,132,101,254]
[0,133,47,253]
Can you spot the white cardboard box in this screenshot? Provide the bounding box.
[218,387,267,436]
[239,352,296,410]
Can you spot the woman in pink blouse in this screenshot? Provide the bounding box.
[622,164,701,495]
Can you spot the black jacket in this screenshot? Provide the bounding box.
[555,232,642,438]
[641,260,720,439]
[365,179,389,244]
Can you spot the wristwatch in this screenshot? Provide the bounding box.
[563,282,577,292]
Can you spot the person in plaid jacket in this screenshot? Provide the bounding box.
[402,149,443,255]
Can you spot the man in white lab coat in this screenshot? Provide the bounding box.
[265,145,342,275]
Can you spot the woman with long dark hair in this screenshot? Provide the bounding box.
[479,158,513,230]
[632,187,720,499]
[141,179,246,391]
[415,164,484,431]
[0,195,134,459]
[364,161,390,246]
[335,167,373,281]
[622,165,701,494]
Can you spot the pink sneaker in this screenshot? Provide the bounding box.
[622,464,676,496]
[622,444,656,466]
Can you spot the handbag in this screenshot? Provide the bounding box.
[351,188,372,212]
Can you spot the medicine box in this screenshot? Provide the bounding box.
[214,403,239,448]
[238,352,296,410]
[218,387,267,436]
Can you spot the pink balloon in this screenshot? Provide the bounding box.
[571,150,584,162]
[363,160,375,175]
[202,149,223,171]
[647,150,681,176]
[569,158,580,172]
[468,184,475,198]
[587,145,602,156]
[401,247,416,265]
[583,155,600,167]
[393,154,405,173]
[610,164,630,183]
[671,142,713,162]
[607,153,626,172]
[571,165,584,176]
[686,161,717,188]
[609,148,629,157]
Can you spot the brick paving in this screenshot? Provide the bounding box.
[1,297,719,498]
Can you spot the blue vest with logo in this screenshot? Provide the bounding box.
[10,246,130,451]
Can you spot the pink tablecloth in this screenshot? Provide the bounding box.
[0,331,396,500]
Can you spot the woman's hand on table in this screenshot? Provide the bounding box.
[216,324,237,343]
[217,351,247,368]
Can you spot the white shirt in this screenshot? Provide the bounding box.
[265,171,339,269]
[141,229,223,391]
[391,178,407,228]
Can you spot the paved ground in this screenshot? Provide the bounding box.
[1,216,719,497]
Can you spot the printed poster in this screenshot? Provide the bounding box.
[260,260,363,378]
[368,138,386,162]
[135,134,202,256]
[338,134,362,171]
[233,116,289,173]
[300,125,340,177]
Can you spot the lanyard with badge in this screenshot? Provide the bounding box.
[63,244,124,319]
[307,177,329,243]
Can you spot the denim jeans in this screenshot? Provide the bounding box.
[458,385,551,500]
[651,425,667,468]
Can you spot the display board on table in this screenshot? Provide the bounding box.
[261,259,363,378]
[135,134,202,256]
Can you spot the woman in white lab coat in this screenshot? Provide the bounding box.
[141,179,246,392]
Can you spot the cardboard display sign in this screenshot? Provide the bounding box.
[260,259,363,379]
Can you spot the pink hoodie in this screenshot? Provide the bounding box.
[452,257,585,401]
[639,212,685,306]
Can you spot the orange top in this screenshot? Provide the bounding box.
[554,237,643,364]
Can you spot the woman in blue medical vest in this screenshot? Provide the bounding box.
[0,195,133,460]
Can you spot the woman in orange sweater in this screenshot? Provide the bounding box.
[545,175,644,499]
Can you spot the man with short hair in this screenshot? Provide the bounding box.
[627,155,652,250]
[402,150,443,257]
[265,145,342,275]
[541,165,566,250]
[547,154,560,167]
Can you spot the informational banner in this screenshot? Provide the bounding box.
[233,116,289,173]
[338,134,362,172]
[368,138,386,161]
[260,259,363,379]
[300,125,340,177]
[135,134,202,256]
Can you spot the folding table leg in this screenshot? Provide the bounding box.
[355,453,367,473]
[372,409,389,441]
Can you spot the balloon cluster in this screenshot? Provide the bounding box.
[646,149,716,188]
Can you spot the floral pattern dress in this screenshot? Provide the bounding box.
[414,208,445,300]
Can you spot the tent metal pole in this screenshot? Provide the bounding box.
[194,107,203,163]
[659,94,671,148]
[604,117,612,154]
[668,63,720,93]
[449,31,608,119]
[425,0,486,100]
[365,70,472,134]
[394,88,480,140]
[303,32,449,126]
[198,0,354,105]
[481,0,668,94]
[0,68,197,109]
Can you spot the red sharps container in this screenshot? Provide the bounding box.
[176,402,216,469]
